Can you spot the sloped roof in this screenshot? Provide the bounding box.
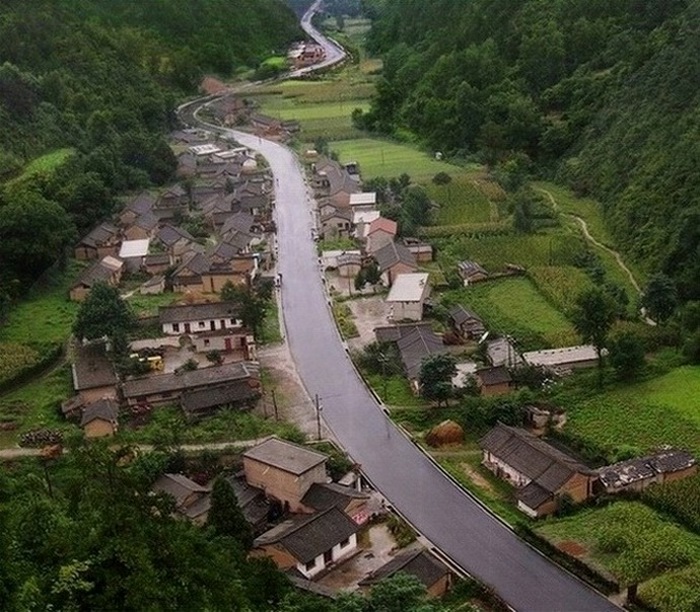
[397,327,446,380]
[226,475,269,528]
[243,437,327,475]
[124,191,157,216]
[133,212,159,231]
[157,224,195,247]
[373,241,417,273]
[174,252,210,276]
[72,259,118,289]
[449,304,483,327]
[181,381,261,416]
[221,212,255,236]
[598,449,697,489]
[119,239,151,259]
[72,342,118,390]
[368,216,397,236]
[321,207,353,223]
[386,273,430,303]
[359,548,449,589]
[480,423,590,494]
[254,507,359,564]
[80,398,119,426]
[476,365,512,386]
[159,301,240,324]
[152,473,210,509]
[301,482,368,512]
[122,361,254,398]
[79,223,119,248]
[457,260,488,277]
[374,322,434,344]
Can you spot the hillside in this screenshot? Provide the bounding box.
[361,0,700,300]
[0,0,300,301]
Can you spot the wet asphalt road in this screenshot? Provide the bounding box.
[182,4,620,609]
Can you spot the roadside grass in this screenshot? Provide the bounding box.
[330,138,460,181]
[425,172,495,225]
[124,292,179,318]
[261,299,283,345]
[363,373,428,408]
[0,260,84,347]
[11,148,75,183]
[443,278,579,349]
[318,237,357,251]
[536,501,700,611]
[0,364,74,442]
[331,301,359,339]
[565,366,700,455]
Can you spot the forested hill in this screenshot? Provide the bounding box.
[361,0,700,300]
[0,0,300,297]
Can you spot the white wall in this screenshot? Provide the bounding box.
[163,317,243,335]
[483,451,531,487]
[294,532,357,579]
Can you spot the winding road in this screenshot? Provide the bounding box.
[179,5,620,610]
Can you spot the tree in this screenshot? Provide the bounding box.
[419,354,457,406]
[221,281,268,341]
[608,330,646,380]
[571,288,617,381]
[642,273,678,323]
[72,282,135,344]
[367,573,438,612]
[207,477,254,550]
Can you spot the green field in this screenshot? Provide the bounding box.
[537,502,700,611]
[566,366,700,456]
[331,138,460,181]
[425,172,497,225]
[528,266,594,316]
[444,278,579,349]
[12,148,75,183]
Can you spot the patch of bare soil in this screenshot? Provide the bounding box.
[200,76,228,95]
[557,540,587,557]
[461,462,496,495]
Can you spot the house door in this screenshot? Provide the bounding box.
[184,323,191,334]
[210,321,216,331]
[220,319,227,329]
[323,550,333,565]
[224,338,232,352]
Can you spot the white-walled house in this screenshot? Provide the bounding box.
[159,302,243,335]
[386,273,431,321]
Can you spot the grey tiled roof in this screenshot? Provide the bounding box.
[301,482,368,511]
[181,381,261,417]
[159,301,240,325]
[373,241,417,273]
[72,342,118,390]
[359,548,449,589]
[397,327,446,379]
[80,398,119,426]
[254,507,359,564]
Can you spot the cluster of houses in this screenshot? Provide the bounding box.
[71,129,276,302]
[152,436,453,596]
[64,301,261,437]
[479,422,698,518]
[288,41,326,69]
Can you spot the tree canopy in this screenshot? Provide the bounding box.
[72,282,136,344]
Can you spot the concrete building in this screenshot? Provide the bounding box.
[386,273,430,322]
[159,302,243,336]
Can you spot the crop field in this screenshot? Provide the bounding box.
[642,473,700,534]
[0,343,41,387]
[537,502,700,611]
[566,366,700,456]
[528,266,593,315]
[331,138,460,181]
[435,231,588,273]
[444,278,579,349]
[425,172,496,225]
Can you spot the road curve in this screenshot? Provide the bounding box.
[180,10,619,612]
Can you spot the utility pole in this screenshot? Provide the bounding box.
[271,389,279,421]
[315,393,323,440]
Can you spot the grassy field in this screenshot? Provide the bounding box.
[537,502,700,611]
[0,261,85,346]
[331,138,460,181]
[444,278,579,349]
[566,366,700,455]
[425,172,497,225]
[364,373,428,407]
[528,265,594,316]
[11,148,75,183]
[125,292,180,318]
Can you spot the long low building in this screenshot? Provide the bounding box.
[522,345,600,373]
[122,361,259,407]
[159,301,243,335]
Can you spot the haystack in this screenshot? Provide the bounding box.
[425,420,464,447]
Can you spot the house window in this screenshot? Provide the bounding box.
[305,559,316,571]
[230,318,236,324]
[172,323,180,332]
[198,321,205,328]
[203,339,210,347]
[339,537,350,548]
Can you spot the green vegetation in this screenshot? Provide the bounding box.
[0,343,40,388]
[564,366,700,457]
[318,236,357,251]
[261,299,283,345]
[426,172,497,225]
[12,148,75,183]
[444,278,579,349]
[642,473,700,534]
[331,138,456,181]
[331,301,359,339]
[364,373,427,407]
[639,563,700,612]
[537,502,700,610]
[362,0,700,300]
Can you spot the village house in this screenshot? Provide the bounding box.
[401,237,434,262]
[336,252,362,279]
[121,361,259,409]
[176,151,197,178]
[123,212,158,241]
[374,322,434,344]
[226,474,271,533]
[373,241,418,287]
[365,217,398,254]
[243,437,328,513]
[118,191,157,227]
[486,336,524,368]
[155,184,189,212]
[159,301,243,336]
[396,326,447,391]
[202,254,259,293]
[171,252,211,293]
[300,482,370,525]
[80,398,119,438]
[480,423,595,518]
[140,274,166,295]
[448,304,486,341]
[181,379,261,421]
[353,209,381,241]
[457,260,489,286]
[522,345,600,374]
[69,256,124,302]
[348,191,377,212]
[155,224,196,258]
[141,253,172,276]
[321,207,353,238]
[386,273,431,322]
[598,449,697,494]
[359,548,452,598]
[71,341,119,404]
[118,238,151,272]
[191,328,256,361]
[251,507,360,579]
[152,473,211,524]
[475,366,514,396]
[74,223,121,260]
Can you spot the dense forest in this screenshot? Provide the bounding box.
[0,0,300,305]
[360,0,700,300]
